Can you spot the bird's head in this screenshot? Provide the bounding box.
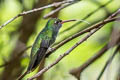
[46,18,76,31]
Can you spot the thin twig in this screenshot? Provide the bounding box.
[109,9,120,18]
[0,0,73,29]
[43,3,71,18]
[97,44,120,80]
[59,0,114,35]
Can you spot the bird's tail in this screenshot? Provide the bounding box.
[27,47,48,72]
[17,70,29,80]
[32,47,47,69]
[17,48,47,80]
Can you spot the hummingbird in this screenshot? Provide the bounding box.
[18,18,76,80]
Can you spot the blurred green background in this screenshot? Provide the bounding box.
[0,0,120,80]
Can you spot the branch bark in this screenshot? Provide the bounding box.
[0,0,74,29]
[43,2,71,18]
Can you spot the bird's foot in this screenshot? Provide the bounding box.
[47,47,54,52]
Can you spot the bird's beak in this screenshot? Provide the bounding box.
[61,19,76,24]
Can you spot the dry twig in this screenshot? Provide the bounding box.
[43,3,71,18]
[0,0,73,29]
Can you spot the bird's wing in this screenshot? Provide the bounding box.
[30,29,53,57]
[28,38,52,71]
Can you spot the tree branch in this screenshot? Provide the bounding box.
[59,0,114,35]
[43,3,71,18]
[97,44,120,80]
[0,0,74,29]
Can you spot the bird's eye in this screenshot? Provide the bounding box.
[54,21,59,24]
[54,19,62,24]
[54,21,60,24]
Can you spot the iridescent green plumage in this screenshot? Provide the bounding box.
[28,18,62,71]
[18,18,76,80]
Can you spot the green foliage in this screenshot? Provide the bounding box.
[0,0,120,80]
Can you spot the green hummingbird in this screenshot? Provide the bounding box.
[18,18,76,80]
